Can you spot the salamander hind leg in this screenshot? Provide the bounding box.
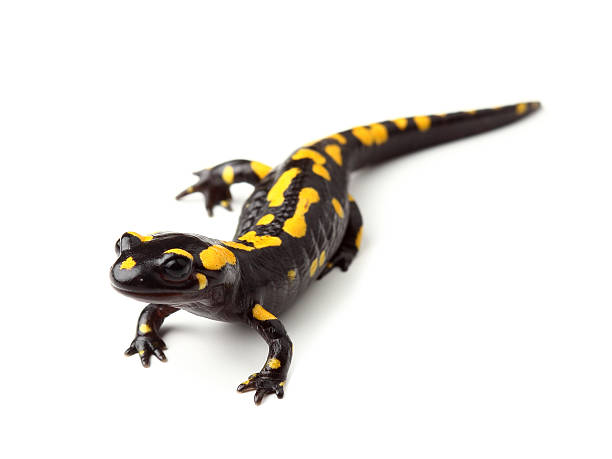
[237,304,293,405]
[318,196,363,279]
[124,304,178,367]
[176,159,272,216]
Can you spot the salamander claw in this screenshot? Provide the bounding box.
[237,372,285,405]
[125,335,168,367]
[176,169,233,217]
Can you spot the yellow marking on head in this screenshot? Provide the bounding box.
[324,144,343,166]
[287,269,296,281]
[252,304,277,321]
[352,126,373,146]
[241,379,251,386]
[283,187,320,238]
[292,149,331,181]
[256,214,275,225]
[120,257,136,270]
[267,167,301,207]
[251,161,271,180]
[199,245,236,270]
[221,165,234,185]
[393,118,408,130]
[310,259,318,277]
[239,231,282,248]
[196,273,208,289]
[328,133,347,144]
[128,232,153,242]
[348,193,355,202]
[139,324,152,334]
[164,248,194,260]
[319,250,326,267]
[370,123,388,144]
[267,358,281,369]
[516,103,527,115]
[355,226,363,249]
[331,198,344,218]
[223,240,255,251]
[413,116,431,132]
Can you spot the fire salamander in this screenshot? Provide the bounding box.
[110,102,541,404]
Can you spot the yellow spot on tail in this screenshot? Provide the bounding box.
[223,240,255,251]
[319,250,326,266]
[128,232,153,242]
[256,214,275,225]
[251,161,272,180]
[352,126,374,146]
[267,167,301,206]
[310,259,318,277]
[187,186,194,193]
[355,226,363,249]
[465,109,477,115]
[348,194,355,202]
[328,133,347,144]
[369,123,388,144]
[139,324,152,334]
[516,103,527,115]
[199,245,236,270]
[221,165,234,184]
[283,187,320,238]
[220,200,229,208]
[292,148,331,181]
[252,304,277,321]
[324,144,343,166]
[267,358,281,369]
[239,231,282,248]
[120,257,136,270]
[196,273,208,289]
[164,248,194,260]
[393,118,408,130]
[413,116,431,132]
[331,198,344,218]
[287,269,296,280]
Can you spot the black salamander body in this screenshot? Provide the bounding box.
[110,102,541,404]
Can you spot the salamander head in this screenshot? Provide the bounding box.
[110,231,238,304]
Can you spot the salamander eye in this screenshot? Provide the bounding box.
[114,239,121,256]
[161,256,192,281]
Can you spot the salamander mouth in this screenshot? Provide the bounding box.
[111,283,196,304]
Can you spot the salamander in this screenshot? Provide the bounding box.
[110,101,541,404]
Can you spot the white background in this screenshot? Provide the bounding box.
[1,1,611,458]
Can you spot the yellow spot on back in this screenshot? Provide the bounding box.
[239,231,282,248]
[251,161,272,180]
[328,133,347,144]
[283,187,320,238]
[393,118,408,130]
[516,103,527,115]
[222,165,234,184]
[267,358,281,369]
[355,226,363,249]
[196,273,208,289]
[287,269,296,281]
[369,123,388,144]
[128,232,153,242]
[319,250,326,267]
[164,248,194,260]
[220,200,229,208]
[256,214,275,225]
[310,259,318,277]
[120,257,136,270]
[199,245,236,270]
[292,148,331,181]
[139,324,152,334]
[252,304,277,321]
[324,144,343,166]
[413,116,431,132]
[352,126,373,146]
[267,167,301,207]
[331,198,344,218]
[223,240,255,251]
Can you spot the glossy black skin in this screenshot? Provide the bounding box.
[110,102,541,404]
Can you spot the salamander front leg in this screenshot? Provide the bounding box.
[237,304,293,405]
[124,304,179,367]
[176,160,272,216]
[318,196,363,279]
